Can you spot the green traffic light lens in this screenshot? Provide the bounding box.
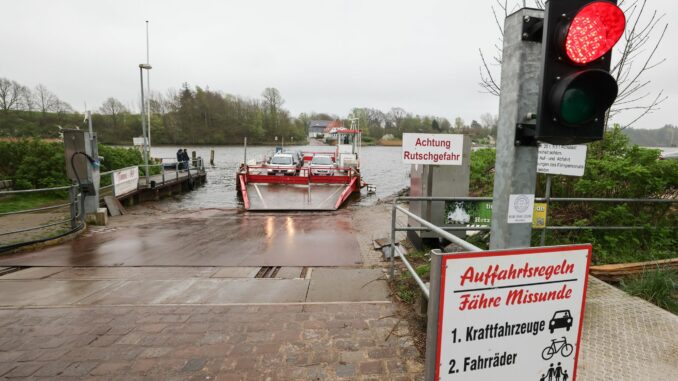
[551,70,618,127]
[561,88,596,125]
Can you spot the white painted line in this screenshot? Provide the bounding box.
[317,186,344,208]
[252,184,268,208]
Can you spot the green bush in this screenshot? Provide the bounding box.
[467,126,678,264]
[0,139,146,190]
[97,144,144,173]
[0,140,68,189]
[469,148,496,196]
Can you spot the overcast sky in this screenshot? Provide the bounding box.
[1,0,675,129]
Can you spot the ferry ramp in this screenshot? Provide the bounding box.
[246,183,348,211]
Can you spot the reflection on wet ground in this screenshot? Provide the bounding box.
[0,210,361,267]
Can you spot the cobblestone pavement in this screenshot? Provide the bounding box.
[0,303,424,380]
[577,277,678,380]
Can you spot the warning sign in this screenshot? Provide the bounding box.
[402,133,464,165]
[435,245,591,381]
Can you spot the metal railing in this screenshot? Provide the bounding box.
[99,158,205,198]
[0,184,84,252]
[389,195,678,300]
[1,158,207,251]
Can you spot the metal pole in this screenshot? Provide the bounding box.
[489,8,544,250]
[389,200,397,278]
[540,174,552,246]
[139,67,150,186]
[424,249,443,381]
[69,185,78,229]
[87,111,93,135]
[146,20,152,148]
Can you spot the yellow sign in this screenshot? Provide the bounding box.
[532,203,548,228]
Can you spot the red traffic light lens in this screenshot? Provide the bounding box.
[565,2,625,64]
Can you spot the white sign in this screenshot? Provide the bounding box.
[113,167,139,196]
[402,133,464,165]
[508,194,534,224]
[133,137,147,146]
[436,245,591,381]
[537,144,587,177]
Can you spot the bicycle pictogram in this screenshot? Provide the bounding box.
[541,336,574,360]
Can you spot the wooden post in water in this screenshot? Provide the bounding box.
[191,151,196,168]
[210,149,215,166]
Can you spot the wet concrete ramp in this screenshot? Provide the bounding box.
[246,183,347,211]
[0,211,362,267]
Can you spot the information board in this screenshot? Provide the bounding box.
[436,245,591,381]
[402,133,464,165]
[113,167,139,196]
[537,144,587,177]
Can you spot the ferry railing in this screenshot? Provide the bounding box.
[389,195,678,297]
[0,184,84,252]
[244,164,356,178]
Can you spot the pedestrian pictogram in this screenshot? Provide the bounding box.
[539,362,570,381]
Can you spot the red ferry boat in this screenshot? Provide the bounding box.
[236,129,364,211]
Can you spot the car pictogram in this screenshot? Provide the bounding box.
[549,310,573,334]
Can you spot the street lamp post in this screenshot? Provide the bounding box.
[139,63,152,186]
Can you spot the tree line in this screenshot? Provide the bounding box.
[0,76,497,145]
[345,107,497,143]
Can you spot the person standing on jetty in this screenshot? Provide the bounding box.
[176,148,184,169]
[182,149,190,169]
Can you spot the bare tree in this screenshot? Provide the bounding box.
[0,78,24,112]
[454,117,466,132]
[99,97,128,128]
[480,113,498,129]
[388,107,406,130]
[261,87,284,132]
[54,100,73,114]
[479,0,668,129]
[18,86,34,111]
[34,84,59,115]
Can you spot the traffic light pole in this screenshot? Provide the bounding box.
[489,8,544,250]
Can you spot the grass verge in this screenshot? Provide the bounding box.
[620,267,678,315]
[0,193,69,214]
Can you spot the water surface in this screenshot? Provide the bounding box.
[151,145,410,210]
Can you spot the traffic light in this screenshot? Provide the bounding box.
[536,0,625,144]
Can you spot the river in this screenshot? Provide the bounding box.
[150,145,410,210]
[150,145,678,210]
